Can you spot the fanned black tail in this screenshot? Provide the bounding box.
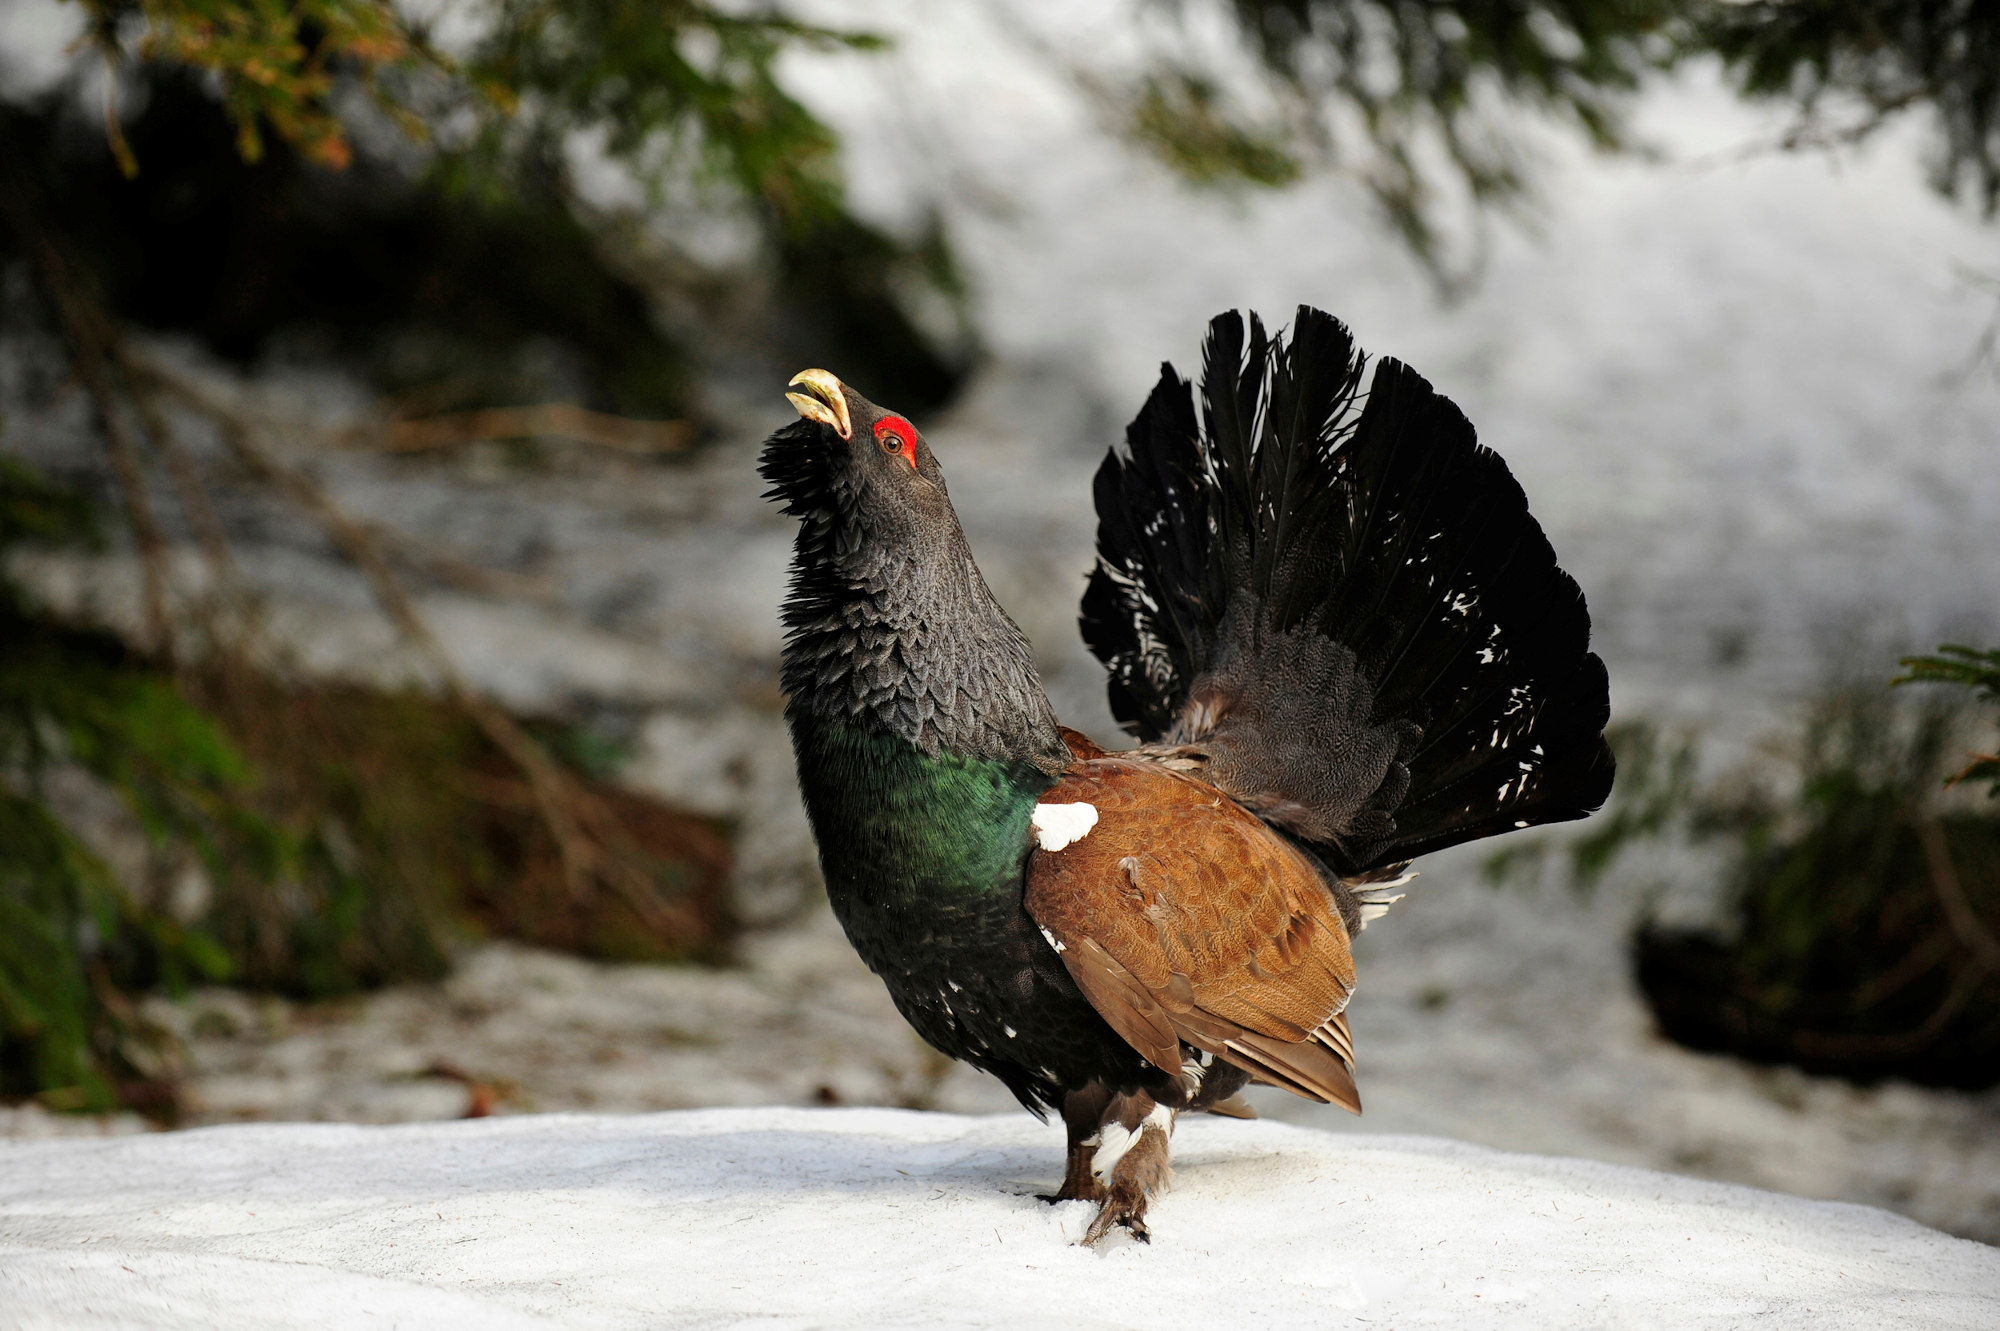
[1081,306,1613,875]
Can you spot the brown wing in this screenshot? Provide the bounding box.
[1057,726,1110,760]
[1025,756,1362,1112]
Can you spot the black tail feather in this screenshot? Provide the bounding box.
[1082,306,1612,874]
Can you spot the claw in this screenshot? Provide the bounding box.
[1082,1192,1151,1246]
[1077,1114,1173,1246]
[1058,1086,1174,1245]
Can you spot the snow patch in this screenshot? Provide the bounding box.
[1030,802,1098,852]
[0,1109,1993,1329]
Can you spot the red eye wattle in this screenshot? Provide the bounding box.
[874,417,919,468]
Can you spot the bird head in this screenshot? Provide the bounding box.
[762,368,954,547]
[761,367,1068,770]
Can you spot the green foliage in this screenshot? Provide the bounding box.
[1693,683,1966,975]
[0,790,130,1108]
[445,0,972,409]
[1633,681,2000,1087]
[1896,644,2000,795]
[1168,1,2000,272]
[0,458,94,546]
[1496,670,2000,1087]
[75,0,438,173]
[184,671,734,989]
[186,672,458,996]
[0,459,241,1111]
[0,459,733,1113]
[1,74,692,415]
[1175,0,1684,272]
[464,0,881,228]
[1703,0,2000,216]
[62,0,2000,333]
[71,0,883,208]
[57,0,968,412]
[1126,69,1302,189]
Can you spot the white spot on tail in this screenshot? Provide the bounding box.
[1031,802,1099,852]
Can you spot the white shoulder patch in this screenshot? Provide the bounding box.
[1030,802,1098,852]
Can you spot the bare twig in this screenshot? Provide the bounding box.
[462,769,707,941]
[123,356,697,938]
[0,162,175,656]
[129,360,589,891]
[116,350,238,588]
[3,130,700,945]
[1678,90,1927,178]
[348,403,693,456]
[1789,964,1984,1060]
[80,351,173,656]
[369,523,559,606]
[1851,929,1958,1007]
[1788,821,1999,1061]
[105,344,257,666]
[1940,264,2000,388]
[119,360,562,611]
[1915,819,2000,972]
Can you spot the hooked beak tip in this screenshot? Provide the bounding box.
[786,369,852,440]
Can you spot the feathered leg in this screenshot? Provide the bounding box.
[1081,1090,1174,1245]
[1047,1084,1110,1203]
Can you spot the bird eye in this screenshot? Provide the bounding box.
[874,417,919,467]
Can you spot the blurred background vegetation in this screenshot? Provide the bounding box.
[1,0,1997,1117]
[1489,653,2000,1090]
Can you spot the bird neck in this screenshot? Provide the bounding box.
[776,496,1068,774]
[775,498,1068,906]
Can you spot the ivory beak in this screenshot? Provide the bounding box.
[786,369,852,440]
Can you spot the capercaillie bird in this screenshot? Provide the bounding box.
[762,306,1613,1244]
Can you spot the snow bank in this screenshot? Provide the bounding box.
[2,1109,1992,1329]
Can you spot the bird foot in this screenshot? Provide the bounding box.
[1082,1183,1152,1245]
[1043,1126,1106,1204]
[1039,1175,1105,1205]
[1078,1117,1172,1247]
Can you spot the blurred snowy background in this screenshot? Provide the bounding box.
[2,0,1996,1246]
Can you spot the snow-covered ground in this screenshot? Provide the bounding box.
[3,1108,1996,1330]
[4,0,1999,1295]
